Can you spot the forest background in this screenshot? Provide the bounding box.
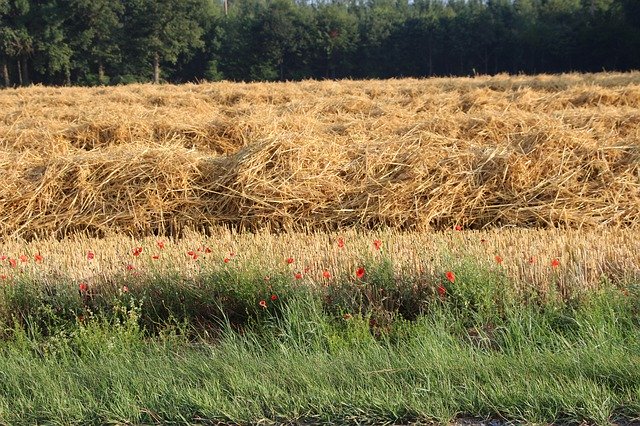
[1,0,639,86]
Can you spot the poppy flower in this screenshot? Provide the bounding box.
[480,238,487,244]
[122,285,129,293]
[187,250,195,256]
[204,247,212,254]
[356,267,365,279]
[8,259,16,268]
[223,258,230,263]
[286,257,294,264]
[551,258,560,268]
[454,225,462,231]
[152,255,160,260]
[445,271,455,283]
[126,264,135,271]
[495,255,503,265]
[229,252,236,257]
[259,300,267,309]
[270,294,278,301]
[79,283,88,292]
[132,247,143,257]
[157,241,165,249]
[19,255,28,263]
[0,255,5,261]
[87,251,95,260]
[0,275,6,280]
[304,266,310,273]
[373,239,382,250]
[294,272,302,280]
[34,253,43,263]
[437,285,446,297]
[322,270,331,279]
[337,238,345,248]
[529,256,536,264]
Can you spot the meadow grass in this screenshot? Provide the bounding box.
[0,235,638,425]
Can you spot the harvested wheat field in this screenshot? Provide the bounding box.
[1,72,640,238]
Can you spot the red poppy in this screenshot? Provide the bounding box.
[445,271,455,283]
[356,267,365,279]
[79,282,88,292]
[294,272,302,280]
[373,239,382,250]
[229,252,236,257]
[322,270,331,279]
[223,258,230,263]
[132,247,143,257]
[480,238,487,244]
[495,255,503,265]
[551,258,560,268]
[152,255,160,260]
[8,259,16,268]
[19,254,28,263]
[0,275,6,280]
[87,251,95,260]
[270,294,278,301]
[286,257,294,264]
[157,241,165,249]
[0,255,5,261]
[34,253,43,263]
[204,247,212,254]
[126,264,135,271]
[304,266,310,273]
[259,300,267,309]
[337,238,345,248]
[437,285,446,297]
[187,250,195,256]
[529,256,536,264]
[454,225,462,231]
[122,285,129,293]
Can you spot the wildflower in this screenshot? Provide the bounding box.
[152,255,160,260]
[122,285,129,293]
[229,252,236,257]
[529,256,536,264]
[454,225,462,231]
[337,238,345,248]
[126,264,135,271]
[551,258,560,268]
[373,239,382,250]
[294,272,302,280]
[0,275,6,280]
[322,270,331,279]
[445,271,455,283]
[356,267,365,279]
[259,300,267,309]
[437,285,446,297]
[34,253,43,263]
[157,241,165,249]
[480,238,487,244]
[0,255,5,261]
[132,247,143,257]
[19,254,28,263]
[79,283,88,292]
[223,258,230,263]
[8,259,16,268]
[304,266,310,273]
[204,247,212,254]
[286,257,294,264]
[270,294,278,301]
[87,251,95,260]
[495,255,503,265]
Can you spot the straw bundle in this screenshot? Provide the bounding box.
[0,73,639,238]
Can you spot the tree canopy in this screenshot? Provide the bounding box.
[0,0,638,86]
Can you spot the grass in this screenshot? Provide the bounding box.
[0,237,638,425]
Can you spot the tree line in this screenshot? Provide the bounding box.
[1,0,639,87]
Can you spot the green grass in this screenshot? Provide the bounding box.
[0,257,638,425]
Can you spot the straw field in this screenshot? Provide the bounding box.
[1,72,640,238]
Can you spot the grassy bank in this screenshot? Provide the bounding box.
[0,233,638,424]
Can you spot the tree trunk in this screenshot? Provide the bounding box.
[1,57,10,87]
[98,61,105,84]
[17,59,23,86]
[20,57,30,85]
[153,52,160,84]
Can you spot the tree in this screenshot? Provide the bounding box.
[65,0,123,84]
[122,0,207,84]
[0,0,31,86]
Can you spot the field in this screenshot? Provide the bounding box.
[0,73,639,425]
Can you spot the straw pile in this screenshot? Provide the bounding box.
[1,73,639,238]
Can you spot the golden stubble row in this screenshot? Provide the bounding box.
[0,228,638,296]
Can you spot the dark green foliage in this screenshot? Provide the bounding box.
[0,0,639,85]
